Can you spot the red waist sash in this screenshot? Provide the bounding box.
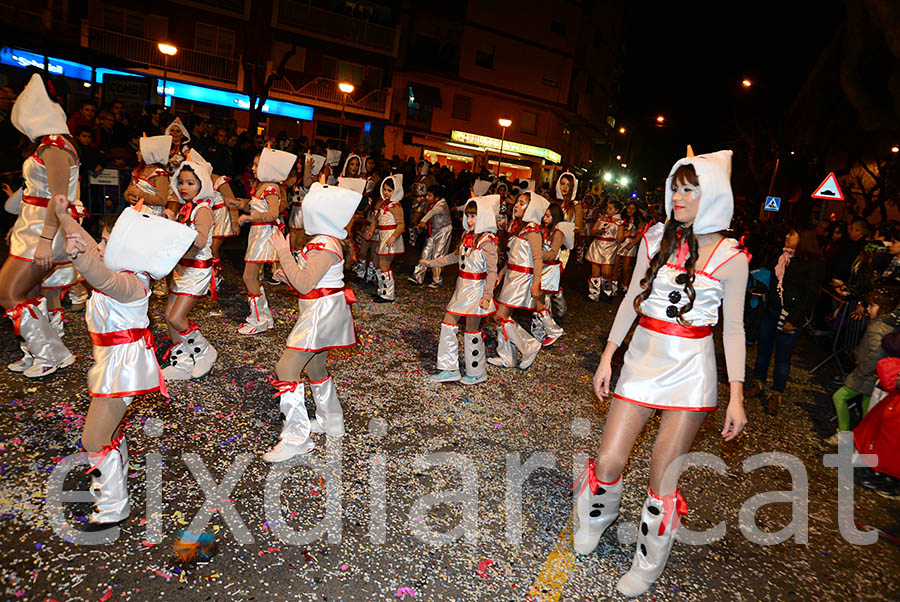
[296,286,356,305]
[639,316,711,339]
[459,270,487,280]
[507,264,534,274]
[177,257,220,301]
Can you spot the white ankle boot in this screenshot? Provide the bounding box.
[263,384,314,462]
[537,308,564,346]
[185,327,217,378]
[572,460,623,554]
[162,327,194,381]
[616,489,688,597]
[239,287,274,335]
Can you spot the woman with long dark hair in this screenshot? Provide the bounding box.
[574,149,748,597]
[745,225,825,414]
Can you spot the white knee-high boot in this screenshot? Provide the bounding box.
[461,330,487,385]
[588,278,601,302]
[530,311,546,342]
[86,431,130,526]
[572,460,623,554]
[162,323,196,381]
[49,308,65,337]
[537,308,564,346]
[488,320,518,368]
[239,287,274,334]
[551,290,567,317]
[263,382,314,462]
[377,270,395,302]
[6,297,74,378]
[309,375,345,437]
[504,319,541,369]
[616,488,688,597]
[430,322,460,382]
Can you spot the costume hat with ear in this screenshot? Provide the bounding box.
[555,171,578,200]
[462,194,500,234]
[664,146,734,234]
[11,73,70,141]
[380,174,404,202]
[341,154,363,177]
[139,134,173,165]
[104,203,197,280]
[258,145,297,183]
[302,183,362,240]
[522,192,550,226]
[165,118,191,143]
[472,179,492,197]
[171,150,215,203]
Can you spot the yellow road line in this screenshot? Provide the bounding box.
[526,520,576,602]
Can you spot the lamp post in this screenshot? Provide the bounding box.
[497,117,511,177]
[157,43,177,105]
[338,82,355,143]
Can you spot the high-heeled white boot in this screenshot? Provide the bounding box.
[572,460,623,554]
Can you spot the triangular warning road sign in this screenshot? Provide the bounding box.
[811,172,844,201]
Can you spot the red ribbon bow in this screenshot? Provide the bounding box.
[462,233,475,248]
[85,426,126,474]
[659,490,688,536]
[176,202,194,224]
[674,230,690,267]
[571,459,602,496]
[271,380,301,397]
[5,298,42,336]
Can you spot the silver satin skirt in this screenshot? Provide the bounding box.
[377,229,404,256]
[245,224,279,262]
[171,264,212,297]
[9,202,68,265]
[42,263,81,289]
[88,339,161,400]
[289,205,304,230]
[285,292,356,353]
[496,269,536,310]
[213,205,236,237]
[541,263,561,294]
[446,277,496,317]
[586,239,619,265]
[614,325,718,411]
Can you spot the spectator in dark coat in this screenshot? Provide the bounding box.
[746,226,826,415]
[829,218,870,283]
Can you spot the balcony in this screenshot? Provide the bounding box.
[84,26,239,84]
[275,0,398,56]
[270,76,390,119]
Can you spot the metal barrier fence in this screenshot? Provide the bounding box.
[86,168,130,217]
[810,296,869,378]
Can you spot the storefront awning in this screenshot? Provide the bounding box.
[408,82,442,108]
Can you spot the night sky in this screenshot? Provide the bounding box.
[616,1,847,185]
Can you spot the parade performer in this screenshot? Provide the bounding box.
[124,134,172,216]
[1,73,78,378]
[408,160,431,246]
[531,203,573,346]
[164,117,191,173]
[576,193,600,262]
[574,149,748,597]
[262,182,361,461]
[53,198,195,530]
[615,200,644,294]
[210,172,238,260]
[338,154,366,268]
[487,191,548,370]
[236,147,296,334]
[39,196,89,338]
[408,185,453,287]
[586,197,623,301]
[553,170,582,317]
[161,154,219,380]
[365,174,404,303]
[420,196,499,385]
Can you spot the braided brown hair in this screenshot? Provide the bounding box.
[633,164,701,326]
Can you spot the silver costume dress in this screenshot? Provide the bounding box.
[445,233,498,317]
[496,223,541,310]
[540,226,563,294]
[617,219,640,258]
[244,183,281,263]
[288,183,307,232]
[376,200,404,256]
[586,214,622,266]
[211,175,236,238]
[171,200,215,298]
[131,166,168,217]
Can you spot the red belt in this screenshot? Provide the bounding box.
[639,316,711,339]
[296,286,356,305]
[596,236,616,241]
[545,259,560,266]
[251,221,276,226]
[89,327,168,398]
[212,203,225,210]
[177,257,220,301]
[23,195,50,207]
[378,225,396,230]
[507,264,534,274]
[459,270,487,280]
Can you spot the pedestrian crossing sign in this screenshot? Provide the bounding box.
[764,196,781,212]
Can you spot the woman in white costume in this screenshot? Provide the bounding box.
[573,148,749,597]
[52,198,195,530]
[586,197,623,301]
[408,185,453,287]
[164,117,191,173]
[262,182,361,462]
[488,191,547,370]
[551,171,581,317]
[615,200,645,293]
[421,196,499,385]
[286,155,317,257]
[235,147,296,334]
[1,73,78,378]
[161,154,219,380]
[365,174,404,303]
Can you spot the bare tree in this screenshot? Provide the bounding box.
[242,44,297,136]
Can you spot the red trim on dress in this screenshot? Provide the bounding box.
[309,375,332,385]
[639,316,712,338]
[285,341,357,353]
[90,386,161,399]
[612,392,716,412]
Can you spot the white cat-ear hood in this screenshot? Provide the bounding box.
[104,205,197,280]
[472,179,492,197]
[11,73,69,141]
[555,171,578,200]
[665,148,734,234]
[380,174,404,202]
[302,182,362,240]
[139,134,172,166]
[523,192,550,226]
[462,194,499,234]
[164,118,190,143]
[171,150,214,203]
[258,146,297,183]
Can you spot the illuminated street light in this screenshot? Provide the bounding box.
[621,163,627,168]
[338,82,355,94]
[157,43,177,56]
[742,79,752,88]
[157,43,177,106]
[642,177,647,182]
[603,172,612,182]
[496,117,512,176]
[656,115,665,124]
[338,82,355,140]
[619,127,626,134]
[621,176,630,186]
[892,146,899,153]
[616,155,621,160]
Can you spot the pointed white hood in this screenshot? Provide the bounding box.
[555,171,578,200]
[258,147,297,183]
[171,150,215,203]
[11,73,70,141]
[164,117,190,143]
[139,134,173,166]
[463,194,500,234]
[105,205,197,280]
[341,154,363,178]
[472,179,492,197]
[556,221,576,249]
[326,148,342,167]
[665,149,734,234]
[522,192,550,226]
[302,182,362,240]
[337,177,367,195]
[380,174,403,203]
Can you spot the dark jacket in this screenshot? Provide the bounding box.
[767,255,826,327]
[847,310,900,394]
[830,238,866,282]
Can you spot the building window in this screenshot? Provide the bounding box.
[475,49,494,70]
[195,23,236,57]
[520,111,537,135]
[102,7,145,37]
[323,56,368,86]
[550,20,566,36]
[452,95,472,121]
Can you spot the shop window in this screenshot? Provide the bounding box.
[520,111,537,135]
[452,94,472,121]
[475,49,494,70]
[195,23,235,57]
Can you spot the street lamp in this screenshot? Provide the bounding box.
[619,127,626,134]
[621,176,630,186]
[157,43,177,105]
[338,82,355,143]
[497,117,512,177]
[742,79,752,88]
[656,115,665,124]
[892,146,899,154]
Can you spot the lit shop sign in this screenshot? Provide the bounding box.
[450,130,561,163]
[157,81,314,121]
[0,48,93,81]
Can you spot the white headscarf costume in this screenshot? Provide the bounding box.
[11,73,69,141]
[664,147,734,234]
[258,146,297,183]
[555,171,578,201]
[302,183,363,240]
[522,192,550,226]
[105,203,197,280]
[140,134,173,166]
